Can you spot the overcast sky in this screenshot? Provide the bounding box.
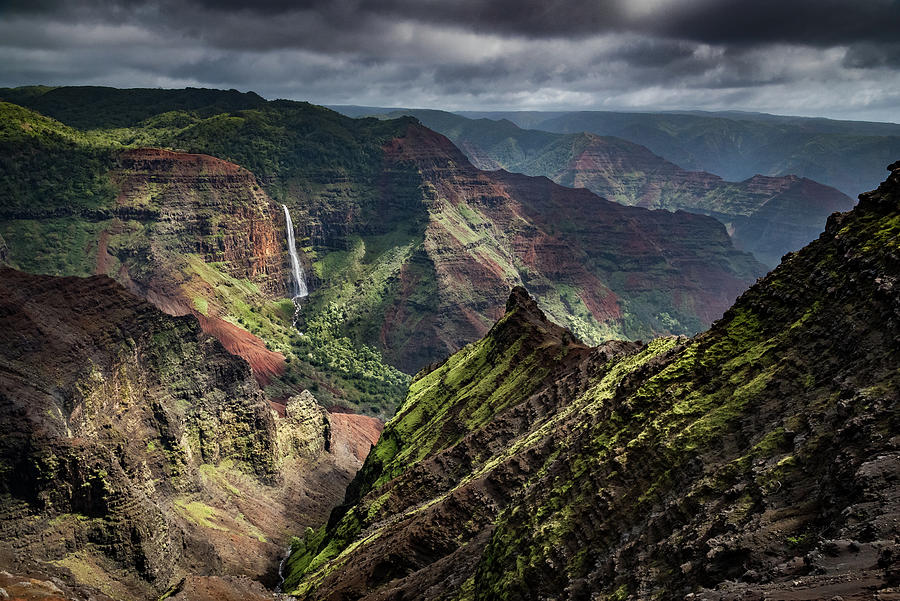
[1,0,899,121]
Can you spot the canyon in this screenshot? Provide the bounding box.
[0,267,381,600]
[0,90,766,412]
[0,86,895,601]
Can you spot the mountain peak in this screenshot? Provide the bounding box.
[505,285,539,315]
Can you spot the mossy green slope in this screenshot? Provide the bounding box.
[286,163,900,600]
[280,287,615,594]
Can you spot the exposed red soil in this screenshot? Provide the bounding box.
[192,312,285,386]
[117,147,245,180]
[328,412,384,464]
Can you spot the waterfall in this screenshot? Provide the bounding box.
[282,204,308,299]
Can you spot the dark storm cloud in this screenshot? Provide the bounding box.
[650,0,900,46]
[4,0,898,46]
[606,39,697,68]
[844,43,900,69]
[0,0,898,121]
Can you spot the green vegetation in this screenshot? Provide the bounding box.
[460,108,900,198]
[0,217,109,276]
[284,167,900,598]
[0,90,423,415]
[0,102,117,216]
[0,85,268,129]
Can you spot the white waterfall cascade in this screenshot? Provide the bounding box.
[282,204,309,299]
[282,204,308,329]
[275,544,291,593]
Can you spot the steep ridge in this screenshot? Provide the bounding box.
[287,162,900,600]
[361,108,855,267]
[384,123,764,361]
[0,268,380,600]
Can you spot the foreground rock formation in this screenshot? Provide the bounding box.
[285,163,900,599]
[0,268,381,600]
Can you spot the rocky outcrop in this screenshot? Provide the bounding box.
[0,268,371,599]
[287,163,900,599]
[111,148,287,294]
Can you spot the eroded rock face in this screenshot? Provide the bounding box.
[104,148,291,383]
[389,111,856,269]
[279,391,329,460]
[287,163,900,600]
[110,148,287,295]
[0,268,369,599]
[374,124,765,371]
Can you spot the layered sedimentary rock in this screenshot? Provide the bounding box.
[373,124,765,371]
[287,163,900,600]
[381,109,856,268]
[554,135,854,267]
[111,148,286,293]
[0,268,378,600]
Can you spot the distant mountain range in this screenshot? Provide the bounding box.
[337,105,899,199]
[460,109,900,200]
[332,106,860,267]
